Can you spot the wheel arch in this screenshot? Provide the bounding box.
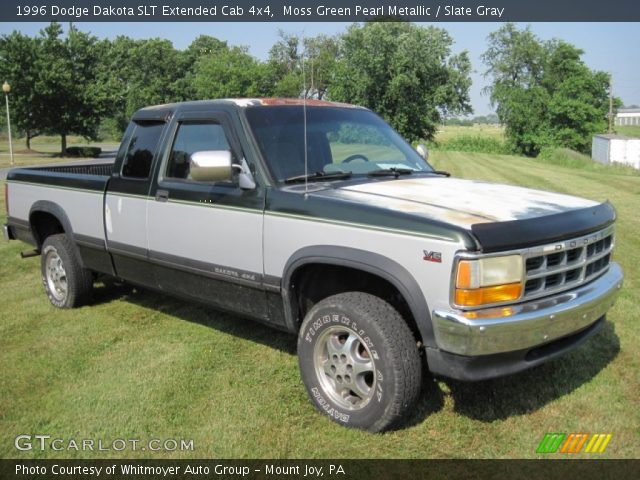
[28,201,75,249]
[282,245,435,347]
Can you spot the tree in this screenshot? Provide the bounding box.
[0,31,42,149]
[266,31,340,99]
[303,35,339,100]
[33,23,110,154]
[171,35,230,102]
[98,36,184,136]
[482,24,613,155]
[328,22,472,142]
[192,45,270,99]
[268,30,300,75]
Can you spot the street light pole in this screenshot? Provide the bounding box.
[2,81,14,166]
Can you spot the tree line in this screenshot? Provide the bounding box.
[0,22,614,156]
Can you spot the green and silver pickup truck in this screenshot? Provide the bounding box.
[3,99,623,431]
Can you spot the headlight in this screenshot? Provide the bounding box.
[454,255,523,307]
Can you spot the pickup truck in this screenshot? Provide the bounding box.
[3,99,623,432]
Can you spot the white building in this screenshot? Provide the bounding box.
[615,108,640,126]
[592,134,640,169]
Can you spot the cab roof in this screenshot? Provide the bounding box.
[132,98,364,121]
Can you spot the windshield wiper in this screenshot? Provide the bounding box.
[367,167,414,178]
[284,171,352,184]
[430,170,451,177]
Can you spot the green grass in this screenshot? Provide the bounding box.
[615,125,640,138]
[536,147,640,176]
[0,136,118,168]
[426,125,511,155]
[1,150,639,459]
[434,124,506,144]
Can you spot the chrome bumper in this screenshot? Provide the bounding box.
[2,223,11,241]
[432,262,623,356]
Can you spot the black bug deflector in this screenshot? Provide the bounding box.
[471,202,616,253]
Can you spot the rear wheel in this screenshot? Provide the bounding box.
[298,292,422,432]
[41,234,93,308]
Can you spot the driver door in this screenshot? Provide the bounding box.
[146,111,267,319]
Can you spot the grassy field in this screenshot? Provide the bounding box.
[0,136,118,168]
[434,124,505,143]
[615,125,640,138]
[0,149,638,459]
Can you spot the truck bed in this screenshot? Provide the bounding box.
[5,161,114,253]
[7,161,114,192]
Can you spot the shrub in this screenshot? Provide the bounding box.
[430,135,511,155]
[65,146,102,158]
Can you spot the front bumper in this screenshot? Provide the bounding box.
[425,316,607,381]
[428,263,623,380]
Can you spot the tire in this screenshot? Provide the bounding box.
[41,234,93,308]
[298,292,422,432]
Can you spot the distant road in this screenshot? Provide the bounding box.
[0,150,117,180]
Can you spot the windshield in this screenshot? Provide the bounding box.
[244,106,433,182]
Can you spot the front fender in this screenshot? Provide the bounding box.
[281,245,435,347]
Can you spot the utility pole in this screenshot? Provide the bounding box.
[2,81,13,166]
[608,72,614,134]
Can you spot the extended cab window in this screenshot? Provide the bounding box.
[121,121,165,179]
[166,122,230,180]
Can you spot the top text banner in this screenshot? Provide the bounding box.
[2,0,640,22]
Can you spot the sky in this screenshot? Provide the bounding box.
[1,22,638,116]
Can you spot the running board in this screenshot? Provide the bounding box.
[20,249,40,258]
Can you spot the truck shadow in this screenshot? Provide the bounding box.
[438,321,620,422]
[94,281,447,423]
[92,280,298,355]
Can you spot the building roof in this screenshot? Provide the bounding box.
[594,134,637,140]
[617,108,640,115]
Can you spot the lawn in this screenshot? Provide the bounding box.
[434,124,505,144]
[615,125,640,138]
[0,150,638,459]
[0,136,118,168]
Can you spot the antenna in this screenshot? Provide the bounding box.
[608,72,614,134]
[301,32,309,196]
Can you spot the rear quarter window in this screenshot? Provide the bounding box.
[121,121,165,179]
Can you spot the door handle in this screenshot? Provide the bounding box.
[155,190,169,202]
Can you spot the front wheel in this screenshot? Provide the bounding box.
[298,292,422,432]
[41,234,93,308]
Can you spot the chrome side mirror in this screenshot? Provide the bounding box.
[189,150,256,189]
[190,150,233,182]
[416,144,429,161]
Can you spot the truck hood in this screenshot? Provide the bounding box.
[318,176,599,229]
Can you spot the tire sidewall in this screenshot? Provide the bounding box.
[41,238,71,308]
[298,298,398,430]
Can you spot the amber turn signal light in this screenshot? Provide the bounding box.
[455,283,523,307]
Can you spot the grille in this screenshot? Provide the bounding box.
[522,226,614,300]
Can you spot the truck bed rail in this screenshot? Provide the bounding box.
[32,162,114,176]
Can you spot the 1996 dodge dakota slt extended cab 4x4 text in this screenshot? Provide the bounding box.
[3,99,623,431]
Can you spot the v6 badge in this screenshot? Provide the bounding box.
[423,250,442,263]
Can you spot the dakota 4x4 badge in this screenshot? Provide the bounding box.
[423,250,442,263]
